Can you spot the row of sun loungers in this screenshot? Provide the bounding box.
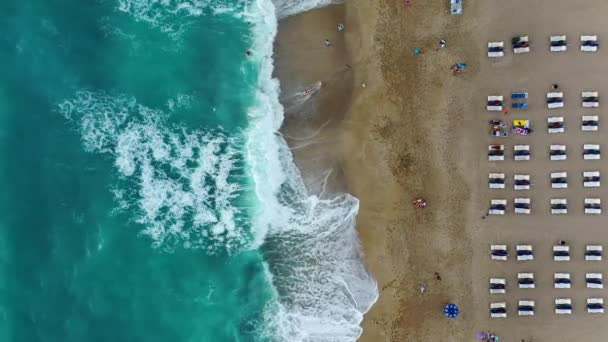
[489,144,601,161]
[489,172,601,189]
[487,35,599,57]
[549,145,600,160]
[488,174,530,190]
[489,298,604,317]
[488,198,603,215]
[490,244,603,261]
[493,116,599,132]
[488,92,599,109]
[546,115,600,132]
[490,273,604,291]
[546,91,599,108]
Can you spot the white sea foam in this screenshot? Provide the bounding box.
[243,0,379,340]
[114,0,246,35]
[59,91,250,252]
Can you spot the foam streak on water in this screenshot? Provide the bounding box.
[59,92,250,253]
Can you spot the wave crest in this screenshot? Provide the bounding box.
[59,91,252,252]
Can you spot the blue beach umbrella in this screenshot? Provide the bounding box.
[444,303,459,318]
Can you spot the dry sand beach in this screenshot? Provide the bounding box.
[276,0,608,341]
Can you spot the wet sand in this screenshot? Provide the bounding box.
[276,0,608,341]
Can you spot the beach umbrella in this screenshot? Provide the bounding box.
[444,303,459,318]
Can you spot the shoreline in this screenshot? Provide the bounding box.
[274,0,479,340]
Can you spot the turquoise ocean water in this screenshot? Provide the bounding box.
[0,0,377,341]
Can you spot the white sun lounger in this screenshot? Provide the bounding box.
[587,273,603,289]
[514,198,531,214]
[585,198,601,215]
[490,278,506,294]
[550,35,567,52]
[583,144,600,160]
[488,42,505,57]
[550,144,567,161]
[491,245,507,261]
[518,273,535,289]
[583,171,601,187]
[555,272,572,288]
[487,95,503,111]
[581,35,598,52]
[588,298,604,314]
[582,91,599,107]
[490,302,507,318]
[547,92,564,109]
[518,300,535,316]
[554,245,570,261]
[548,117,565,133]
[489,199,507,215]
[517,245,533,261]
[555,298,572,315]
[514,174,530,190]
[551,172,568,189]
[582,115,599,131]
[488,145,504,161]
[586,245,603,261]
[551,198,568,214]
[513,36,530,53]
[489,173,505,189]
[514,145,530,161]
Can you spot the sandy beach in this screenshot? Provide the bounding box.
[276,0,608,341]
[275,0,477,340]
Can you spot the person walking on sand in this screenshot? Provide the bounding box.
[412,47,421,56]
[324,39,332,47]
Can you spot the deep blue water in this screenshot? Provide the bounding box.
[0,1,275,341]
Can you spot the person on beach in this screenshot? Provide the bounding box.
[436,39,446,50]
[451,62,467,74]
[434,272,442,281]
[405,0,412,6]
[324,39,332,47]
[412,47,421,56]
[337,23,344,31]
